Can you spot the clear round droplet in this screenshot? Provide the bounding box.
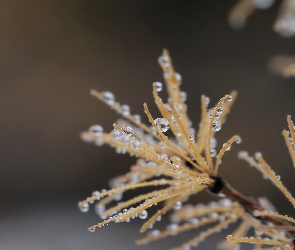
[122,126,133,135]
[156,215,162,221]
[89,125,103,136]
[170,156,181,167]
[180,91,187,102]
[212,120,221,131]
[210,149,216,157]
[210,137,217,148]
[132,140,141,150]
[167,223,179,233]
[226,95,232,101]
[139,209,148,219]
[89,227,96,232]
[154,82,163,92]
[102,91,115,104]
[148,229,160,236]
[79,202,89,212]
[217,106,224,114]
[133,114,141,123]
[160,55,170,67]
[92,191,100,200]
[154,118,170,132]
[121,105,130,115]
[236,137,241,144]
[174,201,182,210]
[187,133,195,143]
[175,73,182,82]
[111,130,122,141]
[94,139,104,146]
[223,143,231,151]
[238,151,248,159]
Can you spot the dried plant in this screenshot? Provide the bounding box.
[78,50,295,249]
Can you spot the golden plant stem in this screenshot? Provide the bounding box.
[217,177,295,240]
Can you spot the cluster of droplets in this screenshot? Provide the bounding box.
[101,91,134,117]
[111,125,143,153]
[286,130,295,150]
[208,94,232,133]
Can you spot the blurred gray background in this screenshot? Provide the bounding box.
[1,0,295,249]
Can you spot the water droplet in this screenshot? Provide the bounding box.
[255,229,263,235]
[276,175,281,180]
[133,114,141,123]
[212,120,221,131]
[253,210,260,217]
[187,133,195,143]
[154,82,163,92]
[92,191,100,200]
[154,118,170,132]
[89,125,103,136]
[89,227,95,232]
[189,218,200,224]
[148,229,160,236]
[192,242,199,247]
[79,202,89,212]
[180,91,187,102]
[160,55,170,67]
[238,151,248,159]
[95,204,105,215]
[137,158,146,167]
[209,201,218,208]
[122,126,133,135]
[210,137,217,148]
[94,139,104,146]
[167,223,179,235]
[102,91,115,104]
[226,95,232,101]
[236,137,241,144]
[205,96,210,106]
[219,198,231,206]
[156,215,162,221]
[174,201,182,210]
[170,156,181,167]
[254,152,262,158]
[111,130,122,141]
[210,149,216,157]
[121,105,130,115]
[132,140,141,150]
[139,209,148,219]
[223,143,231,151]
[217,106,224,114]
[175,73,182,82]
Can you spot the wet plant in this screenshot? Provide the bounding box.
[79,50,295,250]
